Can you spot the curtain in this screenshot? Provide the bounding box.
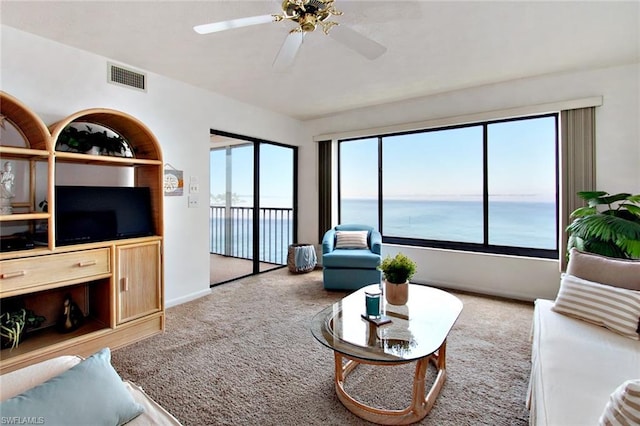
[559,107,596,270]
[318,140,332,243]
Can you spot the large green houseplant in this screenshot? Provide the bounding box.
[379,253,417,305]
[567,191,640,259]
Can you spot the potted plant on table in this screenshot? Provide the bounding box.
[567,191,640,259]
[0,308,46,350]
[379,253,417,305]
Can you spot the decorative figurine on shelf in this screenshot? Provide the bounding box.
[0,161,15,215]
[57,294,84,333]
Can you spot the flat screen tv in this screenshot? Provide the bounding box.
[55,185,154,245]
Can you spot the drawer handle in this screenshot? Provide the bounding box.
[121,277,129,292]
[1,270,26,279]
[78,260,97,267]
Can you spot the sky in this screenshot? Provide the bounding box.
[210,143,294,208]
[340,115,557,202]
[209,115,557,209]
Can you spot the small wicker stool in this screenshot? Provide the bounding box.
[287,243,317,273]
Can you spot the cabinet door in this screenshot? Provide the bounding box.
[116,241,162,324]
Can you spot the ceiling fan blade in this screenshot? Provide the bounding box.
[329,25,387,60]
[273,31,304,71]
[194,14,275,34]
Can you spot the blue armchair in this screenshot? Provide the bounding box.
[321,224,382,291]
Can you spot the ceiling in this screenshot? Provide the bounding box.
[1,1,638,121]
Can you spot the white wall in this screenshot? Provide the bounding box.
[303,63,640,301]
[3,24,638,303]
[0,25,309,306]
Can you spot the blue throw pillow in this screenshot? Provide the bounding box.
[0,347,144,426]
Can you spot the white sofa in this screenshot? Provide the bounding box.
[0,349,181,425]
[527,249,640,426]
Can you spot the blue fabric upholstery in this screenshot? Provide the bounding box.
[323,249,381,269]
[322,224,382,291]
[0,347,144,426]
[323,268,382,291]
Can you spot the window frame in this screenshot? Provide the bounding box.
[338,113,559,259]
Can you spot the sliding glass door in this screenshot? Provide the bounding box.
[210,144,254,283]
[259,143,295,269]
[209,132,296,285]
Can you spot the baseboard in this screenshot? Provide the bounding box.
[165,288,212,308]
[412,279,536,303]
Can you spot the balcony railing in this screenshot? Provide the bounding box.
[210,206,293,265]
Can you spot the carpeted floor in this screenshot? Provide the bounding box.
[111,268,534,425]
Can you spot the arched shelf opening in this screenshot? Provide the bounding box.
[0,91,52,152]
[49,108,162,161]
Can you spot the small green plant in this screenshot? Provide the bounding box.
[567,191,640,259]
[0,308,45,350]
[379,253,417,284]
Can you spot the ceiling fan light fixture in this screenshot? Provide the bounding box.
[299,14,317,32]
[280,0,342,34]
[194,0,387,69]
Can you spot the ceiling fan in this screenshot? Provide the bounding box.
[194,0,387,70]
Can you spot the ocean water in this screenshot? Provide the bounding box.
[209,198,557,262]
[341,198,557,250]
[210,209,294,264]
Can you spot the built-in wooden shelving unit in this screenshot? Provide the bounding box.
[0,91,164,374]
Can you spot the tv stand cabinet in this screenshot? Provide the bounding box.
[0,92,164,374]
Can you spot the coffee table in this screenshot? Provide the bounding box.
[310,283,463,425]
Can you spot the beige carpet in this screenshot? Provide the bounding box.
[111,269,534,425]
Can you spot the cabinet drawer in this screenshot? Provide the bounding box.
[0,249,111,295]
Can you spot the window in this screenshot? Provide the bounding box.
[487,118,557,250]
[339,137,379,228]
[339,114,558,258]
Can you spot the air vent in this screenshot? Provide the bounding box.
[107,62,147,92]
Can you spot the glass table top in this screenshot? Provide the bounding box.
[311,284,463,363]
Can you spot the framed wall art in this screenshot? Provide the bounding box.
[163,164,183,196]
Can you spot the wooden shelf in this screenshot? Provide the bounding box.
[0,212,49,222]
[0,247,51,262]
[0,146,49,159]
[54,151,163,167]
[0,319,109,362]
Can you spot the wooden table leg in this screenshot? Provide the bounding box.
[333,340,448,425]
